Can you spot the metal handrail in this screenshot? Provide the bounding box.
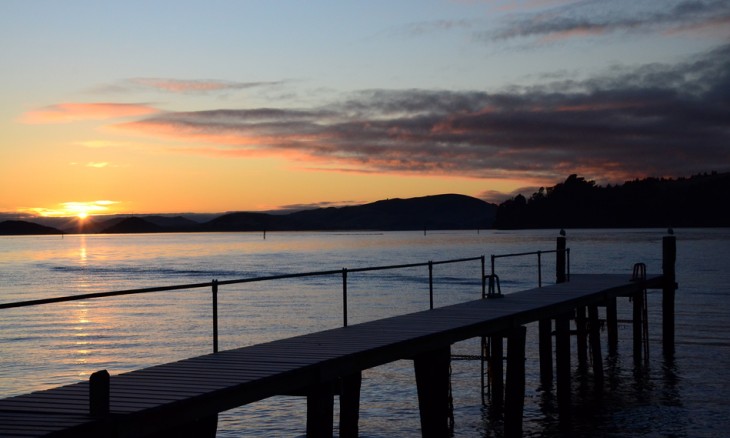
[490,248,570,288]
[1,255,486,352]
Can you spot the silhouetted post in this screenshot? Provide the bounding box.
[414,346,451,438]
[89,369,110,417]
[539,319,553,387]
[587,305,604,386]
[342,268,348,327]
[555,313,571,420]
[663,234,677,356]
[428,261,434,309]
[212,280,219,353]
[556,232,567,284]
[339,373,362,438]
[307,383,334,438]
[606,297,618,356]
[575,306,588,369]
[505,327,526,437]
[489,335,504,413]
[632,289,644,365]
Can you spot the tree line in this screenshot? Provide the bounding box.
[494,172,730,229]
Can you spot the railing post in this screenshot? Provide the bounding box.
[342,268,348,327]
[212,280,219,353]
[428,261,434,310]
[537,250,542,287]
[481,255,486,299]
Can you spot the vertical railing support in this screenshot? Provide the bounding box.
[212,279,219,353]
[481,255,486,299]
[342,268,348,327]
[428,261,434,310]
[537,250,543,287]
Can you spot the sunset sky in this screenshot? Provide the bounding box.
[2,0,729,218]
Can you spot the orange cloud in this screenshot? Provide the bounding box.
[20,102,159,124]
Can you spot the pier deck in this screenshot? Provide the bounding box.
[0,273,667,437]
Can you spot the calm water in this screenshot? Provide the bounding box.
[1,229,728,437]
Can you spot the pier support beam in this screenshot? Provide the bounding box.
[339,373,362,438]
[306,383,334,438]
[489,335,504,413]
[414,346,451,438]
[575,306,588,368]
[505,327,527,437]
[605,297,618,356]
[663,235,676,357]
[632,290,645,366]
[587,305,604,386]
[555,313,572,420]
[538,319,553,387]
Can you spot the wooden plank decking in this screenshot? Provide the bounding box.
[0,273,666,437]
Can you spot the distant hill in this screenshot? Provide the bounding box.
[202,194,496,231]
[0,220,62,235]
[100,217,167,233]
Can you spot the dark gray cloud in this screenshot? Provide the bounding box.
[487,0,730,42]
[118,44,730,184]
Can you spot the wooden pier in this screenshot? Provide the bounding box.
[0,236,677,437]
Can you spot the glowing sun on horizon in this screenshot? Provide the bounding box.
[77,212,89,220]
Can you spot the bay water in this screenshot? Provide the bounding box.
[1,229,728,437]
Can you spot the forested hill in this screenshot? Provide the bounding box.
[493,172,730,229]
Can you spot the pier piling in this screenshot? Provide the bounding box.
[414,346,452,438]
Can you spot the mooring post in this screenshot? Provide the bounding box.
[413,346,451,438]
[663,234,677,356]
[89,369,110,417]
[505,327,527,437]
[555,313,572,420]
[306,383,334,438]
[489,335,504,413]
[587,304,604,386]
[339,373,362,438]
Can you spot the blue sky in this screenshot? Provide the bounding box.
[1,0,729,215]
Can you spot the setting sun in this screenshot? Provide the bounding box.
[77,212,89,220]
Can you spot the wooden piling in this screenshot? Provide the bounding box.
[555,313,572,419]
[663,235,676,356]
[606,297,618,356]
[505,327,527,437]
[339,373,362,438]
[489,335,504,413]
[307,383,334,438]
[632,290,644,365]
[414,346,451,438]
[538,319,553,387]
[575,306,588,368]
[587,305,604,386]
